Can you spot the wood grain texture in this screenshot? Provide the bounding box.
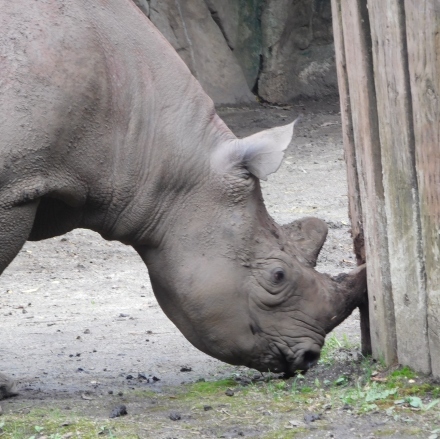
[405,0,440,377]
[331,0,371,356]
[339,0,397,364]
[367,0,431,373]
[333,0,440,375]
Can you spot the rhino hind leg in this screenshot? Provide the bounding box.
[282,217,328,267]
[0,373,18,400]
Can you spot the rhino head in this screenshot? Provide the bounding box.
[136,121,366,375]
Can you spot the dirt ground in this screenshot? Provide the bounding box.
[1,101,438,438]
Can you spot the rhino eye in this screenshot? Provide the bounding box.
[255,263,290,296]
[272,269,285,284]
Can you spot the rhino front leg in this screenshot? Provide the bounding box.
[0,201,39,274]
[0,201,39,399]
[0,372,18,400]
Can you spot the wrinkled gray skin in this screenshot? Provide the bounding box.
[0,0,367,398]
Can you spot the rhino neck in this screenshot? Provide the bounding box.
[94,92,235,247]
[75,12,237,246]
[133,204,241,358]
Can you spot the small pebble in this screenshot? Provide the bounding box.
[169,412,181,421]
[304,413,321,423]
[225,389,234,397]
[235,376,252,386]
[109,405,127,418]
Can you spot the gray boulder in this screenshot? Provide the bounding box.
[258,0,337,103]
[132,0,149,17]
[133,0,337,105]
[204,0,263,92]
[149,0,254,105]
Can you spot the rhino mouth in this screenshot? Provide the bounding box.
[271,342,321,377]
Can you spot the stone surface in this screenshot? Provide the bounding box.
[149,0,254,105]
[204,0,264,91]
[259,0,337,103]
[132,0,149,17]
[133,0,337,104]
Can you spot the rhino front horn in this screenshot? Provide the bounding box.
[325,264,368,333]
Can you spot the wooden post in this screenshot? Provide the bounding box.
[367,0,431,373]
[337,0,397,365]
[331,0,371,356]
[404,0,440,377]
[332,0,440,376]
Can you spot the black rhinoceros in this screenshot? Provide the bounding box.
[0,0,366,397]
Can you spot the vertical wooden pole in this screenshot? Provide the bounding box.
[331,0,371,356]
[337,0,397,364]
[367,0,431,373]
[405,0,440,377]
[332,0,440,376]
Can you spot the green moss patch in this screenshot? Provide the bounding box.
[1,339,439,438]
[0,411,137,439]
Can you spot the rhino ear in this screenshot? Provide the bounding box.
[237,120,297,180]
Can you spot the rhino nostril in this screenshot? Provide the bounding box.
[303,349,320,367]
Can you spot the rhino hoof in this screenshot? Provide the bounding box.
[0,373,18,400]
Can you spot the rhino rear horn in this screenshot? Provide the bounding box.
[282,217,328,267]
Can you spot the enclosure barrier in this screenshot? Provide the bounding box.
[331,0,440,377]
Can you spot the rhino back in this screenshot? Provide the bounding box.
[0,0,230,242]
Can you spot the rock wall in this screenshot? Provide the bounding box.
[204,0,264,92]
[259,0,336,102]
[133,0,337,105]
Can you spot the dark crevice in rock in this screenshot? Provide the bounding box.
[252,54,264,96]
[132,0,150,18]
[205,4,234,51]
[252,5,264,98]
